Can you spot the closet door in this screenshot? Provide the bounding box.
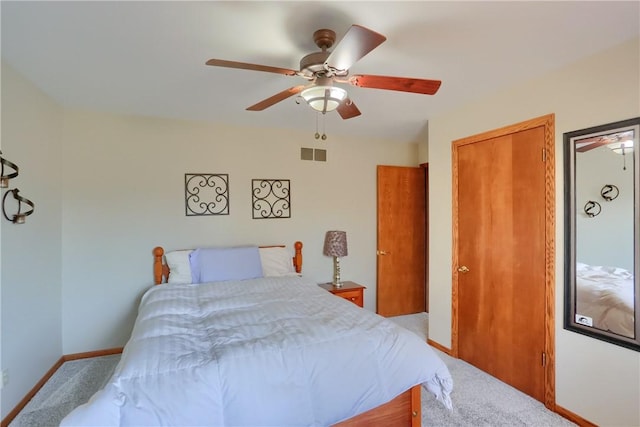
[452,114,555,407]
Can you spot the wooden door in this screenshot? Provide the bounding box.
[377,165,426,317]
[452,115,555,407]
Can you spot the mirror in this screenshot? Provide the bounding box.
[564,117,640,351]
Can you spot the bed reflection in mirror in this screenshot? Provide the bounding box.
[564,117,640,351]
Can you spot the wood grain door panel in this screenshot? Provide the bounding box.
[452,114,555,407]
[377,166,426,317]
[457,128,545,401]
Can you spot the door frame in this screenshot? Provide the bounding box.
[420,163,429,312]
[451,114,556,409]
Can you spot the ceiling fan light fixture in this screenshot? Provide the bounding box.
[607,139,635,154]
[300,85,347,113]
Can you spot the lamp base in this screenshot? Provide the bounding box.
[332,256,342,288]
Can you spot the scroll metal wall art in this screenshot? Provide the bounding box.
[185,173,229,216]
[252,179,291,219]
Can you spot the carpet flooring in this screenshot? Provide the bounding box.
[390,313,575,427]
[9,354,120,427]
[10,312,575,426]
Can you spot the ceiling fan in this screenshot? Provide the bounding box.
[576,131,634,153]
[205,24,442,119]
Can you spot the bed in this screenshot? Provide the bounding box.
[61,241,453,426]
[575,262,635,338]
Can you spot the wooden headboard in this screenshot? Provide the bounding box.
[152,241,303,285]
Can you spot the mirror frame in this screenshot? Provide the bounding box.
[564,117,640,352]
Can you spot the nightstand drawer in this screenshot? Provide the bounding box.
[318,281,366,308]
[336,290,363,307]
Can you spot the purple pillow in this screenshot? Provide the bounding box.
[189,246,264,284]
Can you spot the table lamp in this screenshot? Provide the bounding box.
[323,230,348,287]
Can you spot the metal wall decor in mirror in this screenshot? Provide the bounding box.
[564,117,639,351]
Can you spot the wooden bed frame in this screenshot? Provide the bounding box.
[151,241,421,426]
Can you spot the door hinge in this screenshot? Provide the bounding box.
[542,148,547,162]
[542,352,546,366]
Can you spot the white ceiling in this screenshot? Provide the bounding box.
[2,1,639,143]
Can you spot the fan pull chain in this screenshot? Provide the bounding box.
[322,114,327,140]
[314,113,328,140]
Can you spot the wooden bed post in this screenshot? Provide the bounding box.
[293,241,303,273]
[333,385,421,426]
[153,246,164,285]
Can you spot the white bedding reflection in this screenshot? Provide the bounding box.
[576,262,635,338]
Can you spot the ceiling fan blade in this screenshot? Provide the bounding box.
[246,85,307,111]
[325,25,386,72]
[336,98,361,120]
[576,138,608,152]
[349,74,442,95]
[205,59,298,76]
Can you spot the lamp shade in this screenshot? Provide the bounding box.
[323,230,348,257]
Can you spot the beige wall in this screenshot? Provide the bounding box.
[1,63,63,417]
[58,113,419,352]
[426,38,640,426]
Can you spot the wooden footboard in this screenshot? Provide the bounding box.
[334,385,421,427]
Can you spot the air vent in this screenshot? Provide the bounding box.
[301,148,327,162]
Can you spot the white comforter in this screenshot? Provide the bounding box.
[61,275,453,426]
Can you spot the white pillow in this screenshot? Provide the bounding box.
[165,250,193,284]
[259,247,297,277]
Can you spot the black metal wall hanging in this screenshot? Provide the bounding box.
[600,184,620,201]
[0,150,19,188]
[2,188,35,224]
[583,200,601,218]
[252,179,291,219]
[185,173,229,216]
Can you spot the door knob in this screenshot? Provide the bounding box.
[377,250,388,255]
[458,265,469,273]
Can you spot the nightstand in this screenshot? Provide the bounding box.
[318,281,366,307]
